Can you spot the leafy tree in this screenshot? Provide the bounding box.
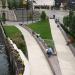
[63,16,69,27]
[1,0,6,8]
[70,15,75,34]
[63,10,74,27]
[69,10,74,17]
[7,0,28,9]
[63,10,75,35]
[68,10,74,31]
[7,0,19,9]
[8,0,14,9]
[13,0,17,8]
[19,0,23,8]
[69,10,74,25]
[25,1,30,9]
[19,0,29,9]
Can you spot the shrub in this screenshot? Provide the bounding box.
[41,11,46,20]
[63,16,69,27]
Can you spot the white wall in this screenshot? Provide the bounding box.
[33,0,55,6]
[33,0,55,9]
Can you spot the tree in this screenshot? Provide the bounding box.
[63,10,75,36]
[70,15,75,34]
[68,10,74,30]
[63,16,69,27]
[25,1,30,10]
[19,0,23,8]
[19,0,29,9]
[41,11,46,20]
[69,10,74,20]
[8,0,14,9]
[63,10,74,27]
[1,0,6,8]
[13,0,17,8]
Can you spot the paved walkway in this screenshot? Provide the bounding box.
[16,25,53,75]
[49,19,75,75]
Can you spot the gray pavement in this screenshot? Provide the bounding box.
[49,19,75,75]
[49,56,62,75]
[48,10,69,24]
[35,9,69,24]
[58,23,75,56]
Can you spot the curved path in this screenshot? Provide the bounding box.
[16,25,53,75]
[49,19,75,75]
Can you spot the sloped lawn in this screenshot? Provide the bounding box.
[28,20,54,47]
[4,26,28,56]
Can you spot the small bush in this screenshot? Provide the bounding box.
[41,11,46,20]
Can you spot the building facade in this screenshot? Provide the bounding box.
[68,0,75,9]
[33,0,55,9]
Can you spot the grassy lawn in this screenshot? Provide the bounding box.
[28,20,53,47]
[4,26,27,56]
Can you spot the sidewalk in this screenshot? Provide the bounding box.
[49,19,75,75]
[16,25,53,75]
[58,23,75,56]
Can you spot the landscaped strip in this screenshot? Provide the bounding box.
[28,19,53,47]
[3,26,28,57]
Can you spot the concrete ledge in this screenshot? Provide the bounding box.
[8,38,30,75]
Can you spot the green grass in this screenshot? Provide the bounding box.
[28,20,52,39]
[4,26,27,56]
[28,20,53,47]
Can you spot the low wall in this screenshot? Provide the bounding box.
[5,38,30,75]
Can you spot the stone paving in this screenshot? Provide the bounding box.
[49,19,75,75]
